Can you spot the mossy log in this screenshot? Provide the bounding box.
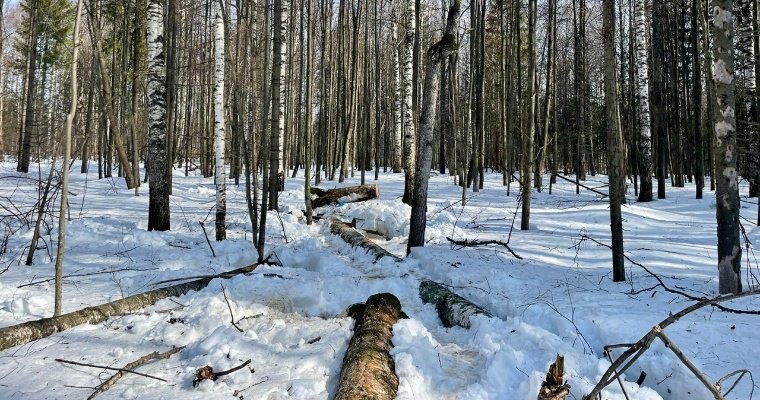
[0,264,259,352]
[328,217,402,262]
[335,293,403,400]
[310,184,379,208]
[537,355,570,400]
[419,280,492,329]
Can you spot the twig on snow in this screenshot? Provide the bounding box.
[198,221,216,257]
[445,236,523,260]
[87,346,184,399]
[55,358,167,382]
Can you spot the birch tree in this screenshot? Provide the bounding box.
[0,0,4,159]
[712,0,742,294]
[147,0,170,231]
[401,0,416,205]
[213,0,226,241]
[269,0,288,210]
[407,0,460,252]
[392,22,402,173]
[634,0,653,202]
[53,0,83,317]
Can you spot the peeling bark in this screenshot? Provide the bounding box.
[335,293,403,400]
[310,184,379,209]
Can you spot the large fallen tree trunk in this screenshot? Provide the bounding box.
[310,184,379,208]
[335,293,403,400]
[419,280,492,328]
[328,217,402,262]
[0,263,260,352]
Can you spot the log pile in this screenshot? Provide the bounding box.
[419,280,492,329]
[335,293,404,400]
[310,184,379,208]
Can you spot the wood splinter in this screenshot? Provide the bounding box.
[193,359,252,387]
[537,354,570,400]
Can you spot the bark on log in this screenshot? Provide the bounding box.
[537,354,570,400]
[328,217,402,262]
[419,280,492,328]
[310,184,379,208]
[335,293,403,400]
[0,263,259,352]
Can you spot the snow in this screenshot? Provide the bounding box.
[1,160,759,399]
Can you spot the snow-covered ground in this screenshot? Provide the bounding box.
[0,160,759,400]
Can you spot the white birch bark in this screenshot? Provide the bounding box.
[147,0,170,231]
[402,0,416,204]
[269,0,288,209]
[712,0,742,293]
[635,0,653,202]
[392,22,402,173]
[213,0,226,241]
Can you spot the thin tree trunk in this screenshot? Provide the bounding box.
[521,0,537,230]
[402,0,416,204]
[54,0,84,317]
[147,0,170,231]
[692,0,704,199]
[635,0,653,202]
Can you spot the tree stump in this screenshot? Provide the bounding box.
[419,280,492,329]
[335,293,403,400]
[537,355,570,400]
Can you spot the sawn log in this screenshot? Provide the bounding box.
[335,293,404,400]
[419,280,493,329]
[310,184,379,208]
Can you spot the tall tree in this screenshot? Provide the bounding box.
[635,0,653,202]
[712,0,742,294]
[651,0,667,199]
[520,0,536,230]
[691,0,704,199]
[213,0,226,241]
[269,0,288,210]
[401,0,416,204]
[392,21,402,173]
[0,0,5,158]
[54,0,84,317]
[407,0,460,252]
[147,0,170,231]
[304,0,314,225]
[16,0,40,173]
[603,0,626,282]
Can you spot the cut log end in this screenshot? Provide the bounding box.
[335,293,403,400]
[537,354,570,400]
[311,184,379,209]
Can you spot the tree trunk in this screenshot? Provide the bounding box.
[213,0,226,241]
[521,0,537,230]
[712,0,742,294]
[147,0,170,231]
[407,0,460,252]
[17,0,40,173]
[635,0,653,202]
[401,0,416,204]
[311,184,379,208]
[603,0,626,282]
[53,0,84,317]
[269,0,288,210]
[335,293,403,400]
[652,0,667,199]
[692,0,704,199]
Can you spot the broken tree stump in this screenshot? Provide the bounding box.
[328,217,402,262]
[419,280,493,329]
[0,263,260,352]
[335,293,404,400]
[310,184,379,208]
[537,354,570,400]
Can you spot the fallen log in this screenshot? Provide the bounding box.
[419,280,492,329]
[328,217,402,262]
[335,293,403,400]
[310,184,379,208]
[0,263,260,352]
[537,354,570,400]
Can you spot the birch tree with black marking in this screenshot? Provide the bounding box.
[401,0,416,205]
[712,0,742,294]
[213,0,226,241]
[634,0,653,202]
[147,0,170,231]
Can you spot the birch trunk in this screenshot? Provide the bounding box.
[147,0,170,231]
[635,0,653,202]
[213,0,226,241]
[269,0,288,210]
[54,0,84,317]
[0,0,4,159]
[401,0,416,205]
[712,0,742,294]
[392,23,403,173]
